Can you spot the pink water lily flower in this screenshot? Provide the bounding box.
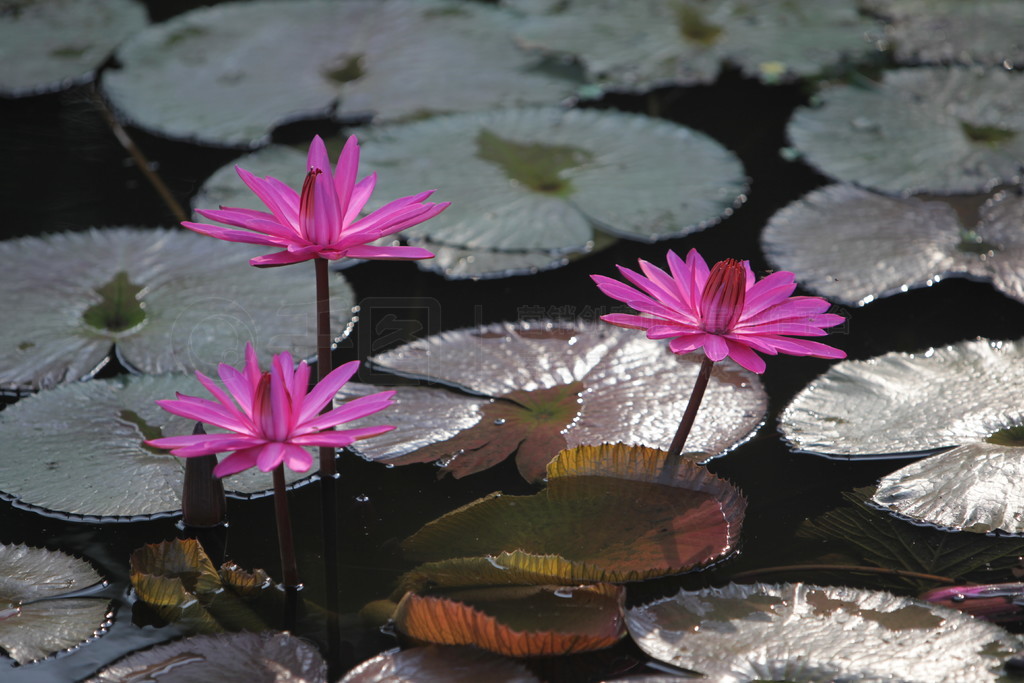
[592,248,846,374]
[183,135,449,267]
[146,344,395,477]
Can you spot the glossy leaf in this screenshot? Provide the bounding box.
[341,646,540,682]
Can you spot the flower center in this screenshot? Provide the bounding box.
[298,168,322,240]
[253,372,287,441]
[700,259,746,334]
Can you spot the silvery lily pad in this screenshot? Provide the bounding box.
[0,0,148,97]
[509,0,879,91]
[101,0,580,148]
[341,646,540,683]
[0,374,314,521]
[85,631,326,682]
[864,0,1024,67]
[0,544,111,665]
[338,321,767,481]
[0,228,355,394]
[358,108,746,250]
[788,67,1024,194]
[626,582,1022,682]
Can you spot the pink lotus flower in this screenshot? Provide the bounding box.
[592,248,845,374]
[184,135,449,267]
[146,344,395,477]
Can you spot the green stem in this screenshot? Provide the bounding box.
[667,355,715,459]
[273,466,300,588]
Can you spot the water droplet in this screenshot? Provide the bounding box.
[493,418,506,426]
[553,588,573,598]
[952,593,966,603]
[486,557,508,570]
[354,494,370,503]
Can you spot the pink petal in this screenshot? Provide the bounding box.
[341,245,435,260]
[299,360,362,423]
[741,271,797,316]
[213,447,263,477]
[757,336,847,359]
[291,424,395,446]
[665,249,699,309]
[723,340,766,374]
[600,313,658,330]
[306,135,332,176]
[193,209,301,242]
[249,248,319,267]
[235,166,300,228]
[702,334,730,361]
[256,442,286,472]
[344,173,377,224]
[301,392,395,432]
[181,221,283,247]
[155,396,248,433]
[333,136,360,220]
[669,334,708,355]
[282,444,314,473]
[146,433,258,456]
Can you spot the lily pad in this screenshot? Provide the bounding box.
[763,184,1024,307]
[394,584,625,657]
[627,582,1022,682]
[341,646,540,683]
[0,0,148,97]
[338,321,766,481]
[0,228,355,394]
[788,66,1024,194]
[0,374,313,521]
[100,0,580,148]
[358,108,746,249]
[864,0,1024,67]
[0,544,111,665]
[509,0,879,91]
[399,444,746,587]
[85,630,327,682]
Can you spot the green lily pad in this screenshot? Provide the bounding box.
[341,646,540,682]
[627,582,1023,682]
[85,630,326,682]
[0,374,313,521]
[0,544,111,665]
[338,321,767,481]
[0,0,148,97]
[399,444,746,587]
[788,67,1024,194]
[394,584,625,657]
[101,0,580,148]
[0,228,355,394]
[509,0,880,91]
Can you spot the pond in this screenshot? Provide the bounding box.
[4,1,1024,681]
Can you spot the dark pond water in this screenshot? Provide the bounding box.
[4,2,1024,681]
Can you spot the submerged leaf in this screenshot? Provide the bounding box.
[339,321,766,481]
[0,544,111,665]
[341,646,540,682]
[788,67,1024,194]
[0,228,355,393]
[394,584,625,657]
[627,582,1023,682]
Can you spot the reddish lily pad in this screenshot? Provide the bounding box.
[393,584,625,657]
[399,444,746,587]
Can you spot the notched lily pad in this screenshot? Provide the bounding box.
[788,67,1024,194]
[0,228,355,393]
[85,630,326,682]
[627,582,1023,682]
[394,584,625,657]
[0,0,148,97]
[0,374,313,521]
[341,645,540,682]
[0,544,112,665]
[399,444,746,588]
[339,321,766,481]
[101,0,580,148]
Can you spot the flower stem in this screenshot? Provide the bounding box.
[667,355,715,459]
[273,465,300,588]
[315,257,336,476]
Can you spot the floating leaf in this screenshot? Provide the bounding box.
[85,631,326,682]
[399,444,746,587]
[341,645,540,683]
[0,544,111,665]
[509,0,879,91]
[788,67,1024,194]
[0,228,355,394]
[0,0,147,97]
[763,184,1024,307]
[358,108,746,250]
[100,0,579,148]
[864,0,1024,67]
[0,374,313,521]
[627,582,1023,682]
[394,584,625,657]
[130,539,274,634]
[339,321,766,481]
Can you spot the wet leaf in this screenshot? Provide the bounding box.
[627,582,1023,682]
[0,374,313,521]
[85,630,326,682]
[394,584,625,657]
[0,544,111,665]
[341,645,540,682]
[509,0,879,90]
[339,321,766,481]
[0,228,355,394]
[788,67,1024,194]
[101,0,579,148]
[399,444,746,587]
[0,0,147,97]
